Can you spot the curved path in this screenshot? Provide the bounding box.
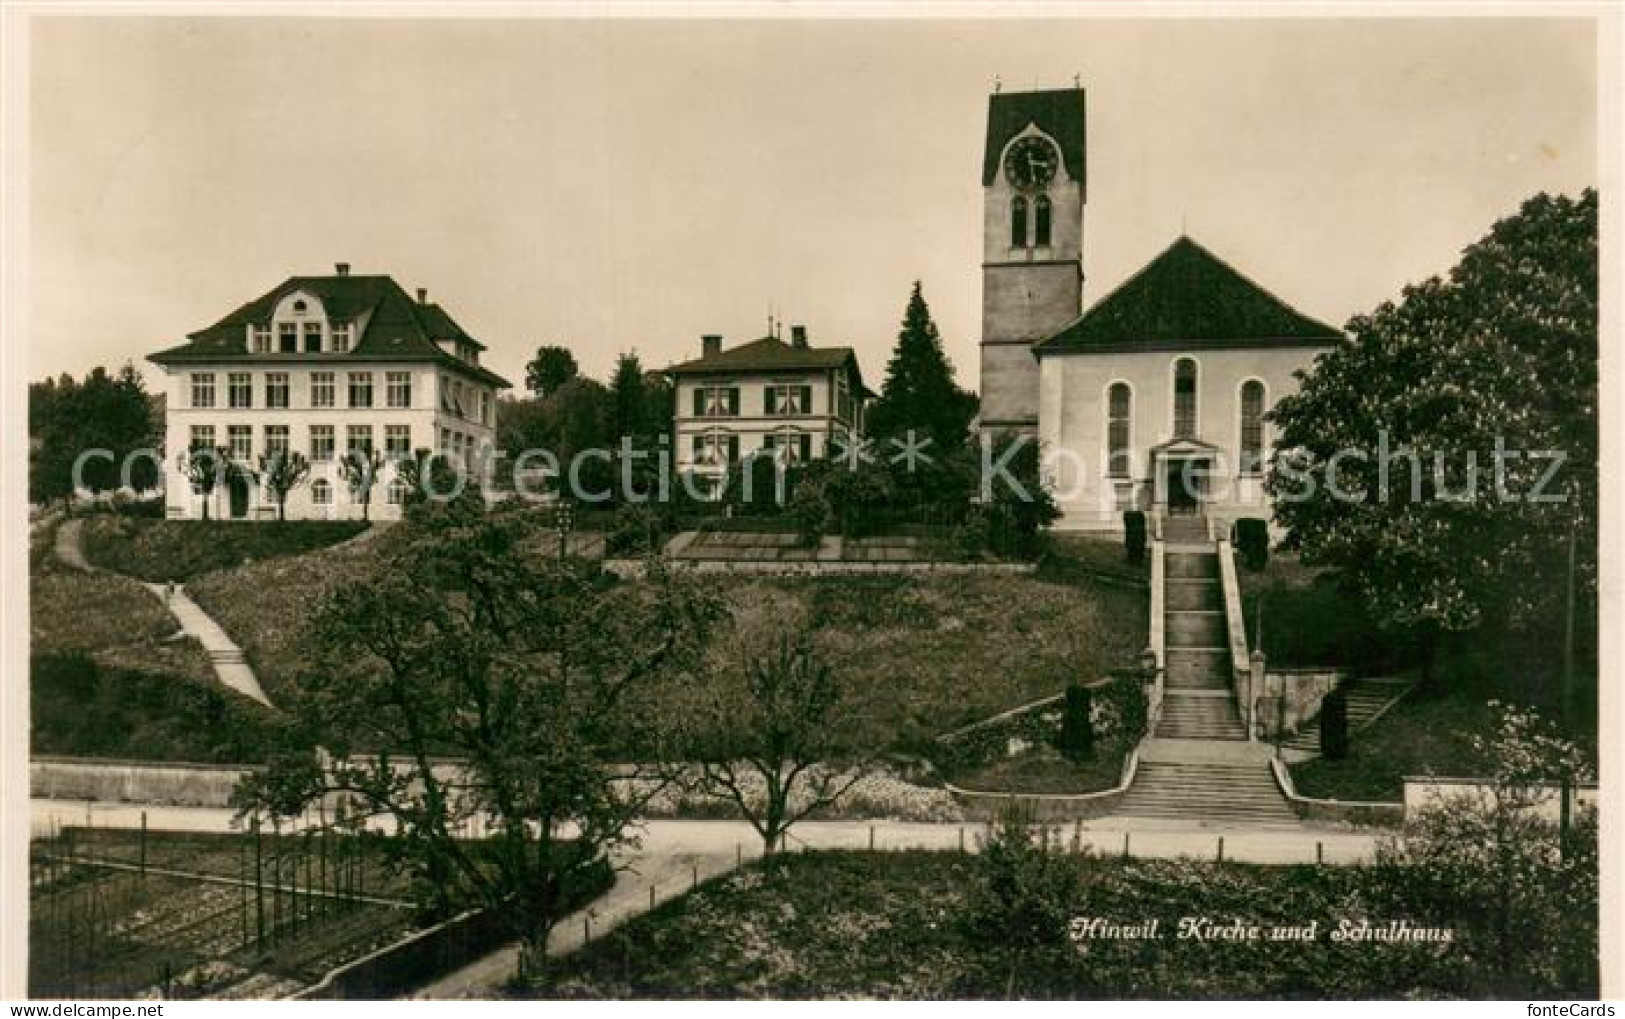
[53,516,272,707]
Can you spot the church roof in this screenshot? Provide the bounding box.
[983,87,1087,187]
[147,272,510,388]
[1034,236,1344,356]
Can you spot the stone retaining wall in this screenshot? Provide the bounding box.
[943,749,1139,822]
[1254,668,1348,740]
[32,756,258,807]
[604,558,1037,578]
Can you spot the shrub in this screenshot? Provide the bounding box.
[1320,686,1349,759]
[606,503,663,556]
[962,807,1085,996]
[952,506,992,561]
[1234,517,1269,571]
[1122,511,1146,563]
[721,454,786,517]
[1057,683,1094,762]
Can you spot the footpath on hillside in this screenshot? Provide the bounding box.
[53,516,273,707]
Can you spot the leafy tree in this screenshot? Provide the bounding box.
[29,364,160,506]
[867,282,979,453]
[680,631,873,855]
[256,451,310,522]
[981,435,1061,558]
[337,448,386,522]
[179,446,229,521]
[524,345,580,398]
[1268,190,1596,689]
[233,495,724,984]
[393,448,467,509]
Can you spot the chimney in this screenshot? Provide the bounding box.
[702,334,723,357]
[790,324,808,349]
[334,262,351,277]
[416,287,428,305]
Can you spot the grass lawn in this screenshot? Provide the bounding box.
[718,574,1146,743]
[189,540,1147,745]
[1288,684,1502,802]
[1041,533,1149,587]
[947,741,1127,795]
[186,528,406,706]
[547,850,1585,999]
[79,516,369,582]
[32,522,215,685]
[32,653,295,764]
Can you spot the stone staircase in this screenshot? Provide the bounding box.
[1117,744,1300,826]
[1157,540,1245,741]
[1109,514,1302,828]
[1281,677,1417,754]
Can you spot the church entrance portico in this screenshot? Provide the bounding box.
[1151,438,1218,518]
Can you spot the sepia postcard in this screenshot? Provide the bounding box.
[1,3,1620,1006]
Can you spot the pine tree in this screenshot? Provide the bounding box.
[867,282,978,452]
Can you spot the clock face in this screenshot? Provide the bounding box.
[1004,136,1059,189]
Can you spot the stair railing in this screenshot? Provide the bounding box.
[1214,530,1255,741]
[1146,534,1167,736]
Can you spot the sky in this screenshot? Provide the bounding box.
[27,14,1598,392]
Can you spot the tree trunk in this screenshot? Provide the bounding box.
[516,930,551,988]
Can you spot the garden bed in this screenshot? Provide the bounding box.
[29,828,418,999]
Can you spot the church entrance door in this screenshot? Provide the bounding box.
[1162,456,1208,516]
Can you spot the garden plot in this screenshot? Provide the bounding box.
[29,828,416,1000]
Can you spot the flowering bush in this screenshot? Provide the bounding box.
[1373,701,1597,996]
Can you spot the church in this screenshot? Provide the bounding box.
[978,87,1344,533]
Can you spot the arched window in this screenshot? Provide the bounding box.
[1034,195,1052,247]
[1239,380,1265,475]
[1173,358,1198,439]
[311,478,332,505]
[1107,383,1132,479]
[1011,197,1028,248]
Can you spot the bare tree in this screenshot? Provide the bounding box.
[684,633,874,854]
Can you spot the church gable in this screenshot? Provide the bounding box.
[1034,235,1342,355]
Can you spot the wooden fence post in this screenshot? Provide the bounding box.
[1217,836,1225,862]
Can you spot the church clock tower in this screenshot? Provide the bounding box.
[979,87,1087,432]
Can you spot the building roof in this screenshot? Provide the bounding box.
[1034,236,1344,356]
[983,87,1087,188]
[666,335,871,394]
[147,273,511,388]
